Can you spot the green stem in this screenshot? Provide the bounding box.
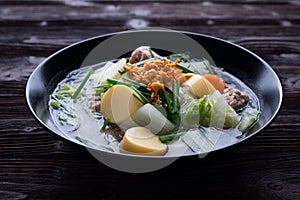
[130,86,150,104]
[101,118,110,131]
[72,69,94,99]
[175,64,194,73]
[202,59,216,75]
[159,132,183,143]
[149,47,154,58]
[122,77,147,89]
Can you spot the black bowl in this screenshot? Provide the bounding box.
[26,30,282,159]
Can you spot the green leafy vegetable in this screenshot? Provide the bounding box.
[181,126,240,153]
[168,53,191,63]
[238,107,260,132]
[179,96,200,131]
[181,128,211,153]
[198,91,239,128]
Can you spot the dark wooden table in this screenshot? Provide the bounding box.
[1,0,300,199]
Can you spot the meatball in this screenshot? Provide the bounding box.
[224,87,249,111]
[129,46,161,64]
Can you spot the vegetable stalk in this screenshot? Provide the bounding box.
[72,69,94,99]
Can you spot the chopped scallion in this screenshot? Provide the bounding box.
[118,68,126,75]
[202,59,216,75]
[175,64,194,73]
[159,133,183,143]
[72,69,94,99]
[50,100,60,109]
[101,118,110,131]
[149,47,155,58]
[130,86,150,104]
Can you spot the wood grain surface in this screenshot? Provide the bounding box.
[0,0,300,199]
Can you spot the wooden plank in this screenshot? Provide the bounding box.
[0,0,297,5]
[0,3,300,23]
[0,151,299,199]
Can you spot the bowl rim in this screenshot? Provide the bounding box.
[26,29,283,158]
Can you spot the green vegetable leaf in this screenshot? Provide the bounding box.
[168,53,191,63]
[179,96,200,131]
[198,91,239,128]
[238,107,260,132]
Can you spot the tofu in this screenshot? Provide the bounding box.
[119,127,167,156]
[100,85,143,124]
[183,74,216,98]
